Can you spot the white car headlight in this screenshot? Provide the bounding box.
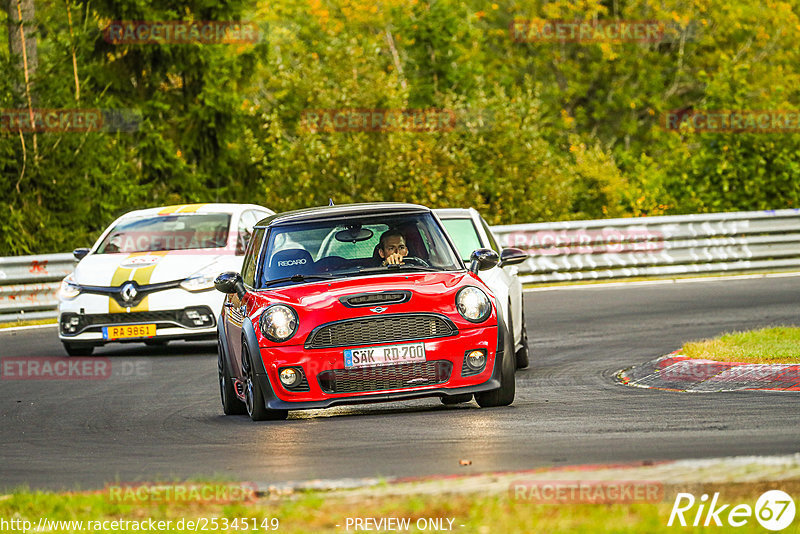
[180,272,217,292]
[456,286,491,323]
[259,305,298,342]
[59,274,82,300]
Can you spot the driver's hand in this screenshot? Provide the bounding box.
[383,252,405,265]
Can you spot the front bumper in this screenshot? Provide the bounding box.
[58,289,221,345]
[253,326,500,409]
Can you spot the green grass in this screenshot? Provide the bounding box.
[0,318,57,329]
[681,326,800,364]
[2,481,798,533]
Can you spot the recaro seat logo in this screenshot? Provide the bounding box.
[277,258,307,267]
[668,490,796,530]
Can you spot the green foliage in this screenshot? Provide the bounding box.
[1,0,799,254]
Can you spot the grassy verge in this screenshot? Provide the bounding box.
[2,480,797,533]
[681,326,800,364]
[0,318,57,329]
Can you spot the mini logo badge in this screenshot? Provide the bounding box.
[370,306,388,314]
[120,282,138,303]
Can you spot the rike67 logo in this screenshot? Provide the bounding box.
[668,490,796,531]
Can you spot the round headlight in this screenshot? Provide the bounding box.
[259,304,298,342]
[456,286,491,323]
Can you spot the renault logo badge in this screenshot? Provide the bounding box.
[120,282,138,303]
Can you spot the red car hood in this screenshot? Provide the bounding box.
[247,271,497,345]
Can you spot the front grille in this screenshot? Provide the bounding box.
[306,314,457,349]
[318,361,452,394]
[84,311,181,326]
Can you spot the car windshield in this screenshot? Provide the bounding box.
[440,217,483,263]
[95,213,232,253]
[258,212,463,288]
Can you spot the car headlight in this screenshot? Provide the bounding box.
[259,304,298,342]
[456,286,491,323]
[58,274,82,300]
[180,272,217,292]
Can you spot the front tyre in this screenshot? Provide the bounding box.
[475,319,516,407]
[62,342,94,357]
[515,309,530,370]
[243,342,288,422]
[218,340,246,416]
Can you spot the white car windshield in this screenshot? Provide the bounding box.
[95,213,232,253]
[258,212,462,287]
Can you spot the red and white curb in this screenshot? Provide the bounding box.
[617,353,800,392]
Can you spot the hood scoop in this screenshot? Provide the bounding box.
[339,290,411,308]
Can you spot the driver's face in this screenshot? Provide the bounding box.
[380,236,408,257]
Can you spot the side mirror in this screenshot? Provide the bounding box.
[73,248,90,261]
[214,272,246,299]
[499,247,528,267]
[468,248,499,274]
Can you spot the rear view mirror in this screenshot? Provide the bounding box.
[469,248,499,274]
[499,247,528,267]
[73,248,90,261]
[214,272,246,298]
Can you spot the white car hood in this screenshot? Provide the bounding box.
[73,251,238,287]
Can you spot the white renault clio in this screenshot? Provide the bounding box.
[58,203,273,355]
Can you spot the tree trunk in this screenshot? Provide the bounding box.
[4,0,38,101]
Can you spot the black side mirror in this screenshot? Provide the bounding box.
[499,247,528,267]
[469,248,499,274]
[214,272,246,299]
[73,248,90,261]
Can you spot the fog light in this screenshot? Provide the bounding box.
[466,350,486,370]
[279,368,300,387]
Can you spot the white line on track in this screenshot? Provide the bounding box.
[0,323,58,333]
[524,271,800,292]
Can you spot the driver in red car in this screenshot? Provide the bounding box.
[378,229,409,265]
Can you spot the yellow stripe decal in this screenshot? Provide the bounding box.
[157,203,207,216]
[108,251,169,313]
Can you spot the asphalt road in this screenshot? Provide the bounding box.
[1,276,798,491]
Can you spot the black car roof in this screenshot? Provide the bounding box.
[254,202,432,228]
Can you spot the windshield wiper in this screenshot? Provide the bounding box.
[263,273,336,287]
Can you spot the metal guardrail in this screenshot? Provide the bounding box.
[491,209,800,283]
[0,254,74,322]
[0,209,798,322]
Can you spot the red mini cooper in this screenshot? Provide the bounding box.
[214,203,516,420]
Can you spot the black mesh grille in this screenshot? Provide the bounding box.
[306,314,457,348]
[318,361,452,394]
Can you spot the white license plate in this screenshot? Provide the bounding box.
[344,342,426,369]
